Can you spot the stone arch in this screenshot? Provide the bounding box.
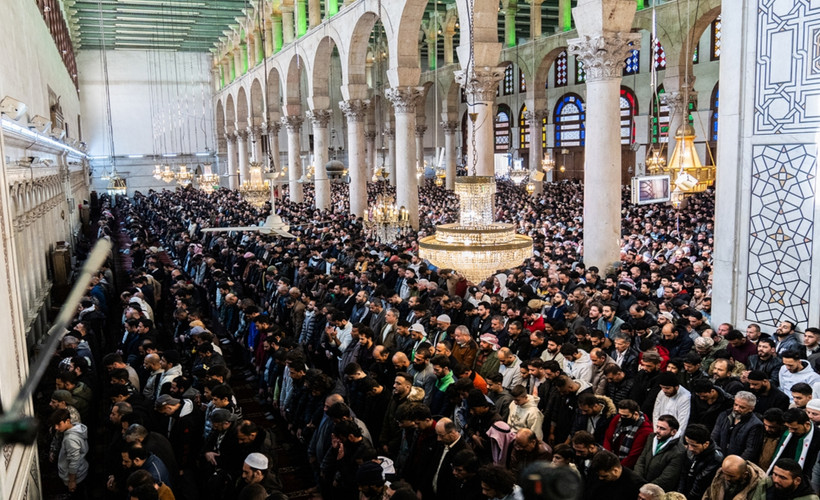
[283,52,306,114]
[310,35,342,110]
[235,87,250,129]
[383,0,428,87]
[677,5,721,75]
[453,0,501,47]
[534,46,569,106]
[266,67,282,116]
[442,74,461,121]
[249,78,265,126]
[225,94,236,133]
[346,12,380,97]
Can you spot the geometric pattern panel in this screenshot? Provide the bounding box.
[624,47,640,75]
[754,0,820,134]
[747,144,817,326]
[556,50,568,87]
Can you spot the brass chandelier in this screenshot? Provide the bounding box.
[198,162,220,193]
[240,161,271,208]
[365,191,410,243]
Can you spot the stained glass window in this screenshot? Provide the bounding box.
[710,83,719,142]
[651,86,670,144]
[653,37,667,70]
[502,64,515,95]
[624,45,639,75]
[711,15,722,60]
[576,57,586,84]
[555,50,568,87]
[495,105,511,153]
[554,94,585,147]
[693,44,699,64]
[519,69,527,93]
[620,87,638,145]
[520,105,530,151]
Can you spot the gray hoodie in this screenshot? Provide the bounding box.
[57,423,89,484]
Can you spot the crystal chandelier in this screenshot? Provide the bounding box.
[152,164,163,180]
[365,191,410,243]
[508,158,529,185]
[419,176,532,283]
[645,146,667,174]
[198,163,220,193]
[526,182,535,194]
[240,161,271,208]
[100,168,111,181]
[106,167,127,196]
[541,150,555,172]
[175,164,193,187]
[372,165,390,183]
[160,164,176,183]
[434,166,446,186]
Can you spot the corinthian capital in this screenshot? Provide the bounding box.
[440,120,459,133]
[281,115,304,131]
[455,67,505,102]
[306,109,332,128]
[385,87,425,114]
[236,129,249,140]
[662,91,687,116]
[568,33,641,82]
[523,109,549,124]
[415,125,428,138]
[339,99,370,122]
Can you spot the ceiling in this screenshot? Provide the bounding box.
[70,0,566,55]
[70,0,253,51]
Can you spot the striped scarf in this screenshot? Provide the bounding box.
[611,413,646,460]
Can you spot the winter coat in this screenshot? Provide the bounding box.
[571,395,616,444]
[679,443,724,500]
[704,460,768,500]
[57,423,89,484]
[603,414,653,468]
[779,360,820,401]
[711,410,764,461]
[633,435,685,491]
[507,394,544,439]
[590,356,618,395]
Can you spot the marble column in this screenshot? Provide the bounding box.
[282,6,295,44]
[233,48,242,79]
[527,0,544,39]
[308,109,332,211]
[264,20,274,56]
[384,129,396,187]
[443,31,455,66]
[249,126,264,163]
[525,109,548,194]
[269,122,282,173]
[386,87,423,229]
[455,67,504,177]
[296,0,307,36]
[225,132,238,190]
[281,115,304,203]
[663,90,688,164]
[415,125,427,180]
[340,99,369,218]
[441,120,459,190]
[324,0,338,20]
[365,131,377,180]
[568,0,639,269]
[502,1,518,47]
[236,129,250,183]
[272,15,284,52]
[308,0,321,27]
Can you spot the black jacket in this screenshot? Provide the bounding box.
[711,410,764,460]
[634,435,685,491]
[679,443,724,500]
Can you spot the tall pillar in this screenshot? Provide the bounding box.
[236,129,250,183]
[269,122,282,172]
[296,0,308,36]
[249,126,264,163]
[282,6,295,44]
[281,115,304,203]
[526,109,548,194]
[308,0,322,27]
[225,132,238,190]
[272,15,284,52]
[443,32,455,66]
[384,129,396,187]
[415,125,427,179]
[568,0,639,268]
[308,109,332,211]
[233,48,242,79]
[441,120,459,190]
[325,0,338,19]
[527,0,544,39]
[455,67,504,177]
[502,1,518,47]
[559,0,573,31]
[365,131,377,180]
[386,87,423,229]
[340,99,369,218]
[240,42,249,74]
[264,20,274,56]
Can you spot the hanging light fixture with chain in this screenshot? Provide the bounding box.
[240,161,271,208]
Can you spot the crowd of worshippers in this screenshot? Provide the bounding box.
[40,179,820,500]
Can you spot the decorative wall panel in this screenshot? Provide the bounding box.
[747,144,817,325]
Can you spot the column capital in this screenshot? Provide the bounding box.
[523,109,549,123]
[440,120,459,133]
[268,122,281,135]
[414,125,428,138]
[662,91,688,116]
[307,109,332,128]
[568,33,641,82]
[236,129,249,140]
[455,67,505,102]
[365,131,378,141]
[385,87,425,114]
[383,128,395,139]
[339,99,370,122]
[281,115,304,131]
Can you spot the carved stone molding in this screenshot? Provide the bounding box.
[523,109,549,124]
[414,125,428,138]
[364,131,378,141]
[662,91,687,117]
[440,121,460,134]
[339,99,370,122]
[236,129,249,140]
[455,67,506,102]
[281,115,304,132]
[383,128,395,139]
[568,33,642,82]
[306,109,332,128]
[224,132,237,142]
[385,87,425,114]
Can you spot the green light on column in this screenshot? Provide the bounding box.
[273,18,283,52]
[297,0,307,36]
[507,30,516,47]
[229,59,235,81]
[637,0,645,9]
[241,43,248,74]
[560,0,572,31]
[327,0,338,17]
